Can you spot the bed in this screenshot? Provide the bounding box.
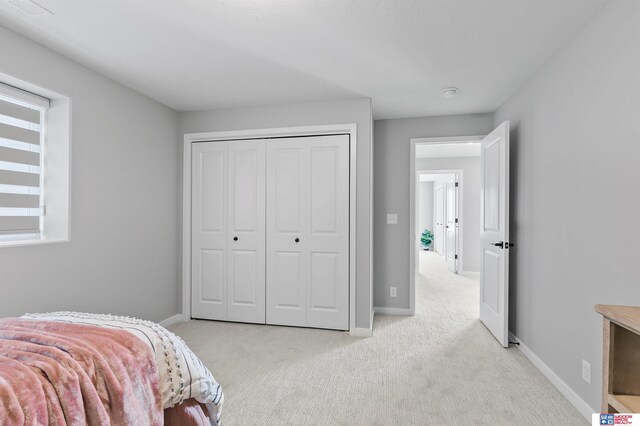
[0,312,223,425]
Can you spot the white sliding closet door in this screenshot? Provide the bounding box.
[266,135,349,330]
[192,140,266,324]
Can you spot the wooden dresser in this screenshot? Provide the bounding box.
[595,304,640,413]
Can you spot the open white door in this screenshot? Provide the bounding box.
[444,177,458,273]
[479,121,510,347]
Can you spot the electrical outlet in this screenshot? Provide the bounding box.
[387,214,398,225]
[390,287,397,297]
[582,360,591,384]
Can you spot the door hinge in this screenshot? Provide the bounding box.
[455,182,459,187]
[454,254,458,259]
[455,218,458,224]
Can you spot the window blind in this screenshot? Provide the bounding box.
[0,84,49,238]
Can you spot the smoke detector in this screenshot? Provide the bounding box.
[6,0,53,16]
[442,87,458,99]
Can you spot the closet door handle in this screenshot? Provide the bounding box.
[294,237,300,243]
[233,236,238,241]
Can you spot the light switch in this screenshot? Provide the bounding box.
[387,214,398,225]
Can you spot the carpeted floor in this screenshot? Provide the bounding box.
[170,250,586,425]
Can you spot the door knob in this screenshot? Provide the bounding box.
[492,241,504,248]
[294,237,300,243]
[233,236,238,241]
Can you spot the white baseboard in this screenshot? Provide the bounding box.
[374,306,412,316]
[509,332,595,421]
[350,327,372,337]
[159,314,185,328]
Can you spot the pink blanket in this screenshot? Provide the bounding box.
[0,318,163,425]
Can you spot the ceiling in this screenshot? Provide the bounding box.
[0,0,607,119]
[416,142,480,159]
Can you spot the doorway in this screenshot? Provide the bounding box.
[409,122,511,347]
[409,138,482,319]
[416,171,460,274]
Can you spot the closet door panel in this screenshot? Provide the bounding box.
[199,249,225,303]
[274,149,303,233]
[227,140,266,324]
[192,142,227,320]
[266,141,308,326]
[266,135,349,330]
[306,136,349,330]
[309,252,338,310]
[274,251,305,309]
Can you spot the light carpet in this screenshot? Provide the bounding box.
[170,250,586,425]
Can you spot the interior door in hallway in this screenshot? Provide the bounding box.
[266,135,350,330]
[434,185,444,255]
[444,177,458,273]
[479,121,510,347]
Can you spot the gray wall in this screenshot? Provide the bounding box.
[373,114,493,309]
[416,157,481,272]
[0,25,180,322]
[178,98,374,329]
[494,0,640,410]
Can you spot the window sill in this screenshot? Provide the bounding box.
[0,237,69,248]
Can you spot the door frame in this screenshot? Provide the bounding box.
[409,135,484,315]
[183,124,358,333]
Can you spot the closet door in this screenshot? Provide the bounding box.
[265,138,308,326]
[266,135,349,330]
[192,140,266,323]
[306,135,349,330]
[227,140,266,324]
[192,142,228,320]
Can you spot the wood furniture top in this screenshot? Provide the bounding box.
[595,305,640,335]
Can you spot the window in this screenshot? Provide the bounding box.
[0,78,70,247]
[0,84,48,241]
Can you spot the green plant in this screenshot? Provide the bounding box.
[421,229,434,249]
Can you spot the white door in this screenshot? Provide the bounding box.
[227,140,266,323]
[444,178,458,273]
[266,135,350,330]
[479,121,510,347]
[192,142,228,320]
[192,140,266,324]
[434,186,444,255]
